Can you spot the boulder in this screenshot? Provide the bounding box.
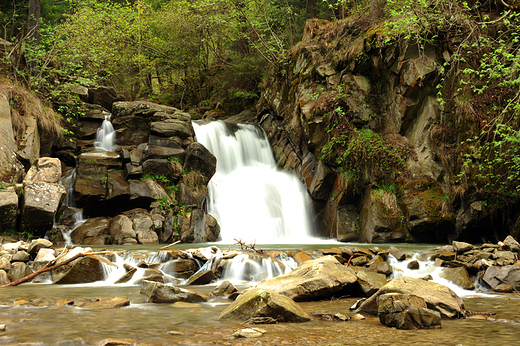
[504,235,520,252]
[183,143,217,184]
[20,182,66,236]
[0,92,23,183]
[453,241,473,254]
[141,145,185,163]
[12,250,30,262]
[129,180,170,204]
[142,281,209,303]
[359,189,406,243]
[0,270,9,285]
[187,269,216,285]
[211,280,238,298]
[109,215,136,245]
[106,170,130,201]
[438,267,475,290]
[27,239,53,255]
[52,255,106,284]
[388,246,407,261]
[112,100,181,118]
[356,269,388,296]
[74,177,106,208]
[377,293,441,329]
[142,159,182,182]
[23,157,62,184]
[112,115,150,146]
[8,262,32,282]
[160,259,199,279]
[34,248,56,262]
[367,261,393,276]
[356,276,465,318]
[482,265,520,292]
[218,288,310,322]
[0,190,19,232]
[76,296,130,309]
[150,119,194,138]
[88,86,120,110]
[254,256,357,301]
[71,217,110,245]
[180,210,221,243]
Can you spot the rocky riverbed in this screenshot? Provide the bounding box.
[1,237,520,344]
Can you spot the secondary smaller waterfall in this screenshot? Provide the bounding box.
[94,115,115,152]
[58,166,86,245]
[193,120,316,244]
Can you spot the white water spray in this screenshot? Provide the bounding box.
[94,114,116,152]
[58,167,86,245]
[193,120,315,244]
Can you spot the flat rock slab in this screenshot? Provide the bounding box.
[254,256,357,301]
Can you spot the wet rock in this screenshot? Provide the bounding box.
[77,296,130,309]
[71,217,110,245]
[407,260,420,269]
[114,267,137,284]
[494,250,515,266]
[52,256,106,284]
[0,269,10,284]
[142,159,182,182]
[0,258,10,270]
[293,251,313,265]
[143,281,209,303]
[357,276,465,318]
[142,145,185,163]
[88,86,119,110]
[129,179,170,204]
[12,251,30,262]
[8,262,32,282]
[211,280,238,298]
[453,241,473,254]
[112,115,150,146]
[367,261,393,276]
[232,328,266,338]
[255,256,357,301]
[34,248,56,263]
[377,293,441,330]
[0,191,19,232]
[504,235,520,252]
[97,338,135,346]
[27,239,53,255]
[160,259,198,279]
[183,143,217,184]
[187,270,216,285]
[106,170,130,201]
[388,246,407,261]
[482,265,520,292]
[218,288,310,322]
[180,209,221,243]
[438,267,475,290]
[356,269,388,296]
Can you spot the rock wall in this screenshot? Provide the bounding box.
[256,18,509,243]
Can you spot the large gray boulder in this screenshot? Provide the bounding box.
[52,255,106,284]
[254,256,357,301]
[109,215,136,245]
[357,276,465,318]
[482,265,520,292]
[0,92,23,182]
[23,157,62,184]
[218,288,310,322]
[150,119,194,138]
[183,143,217,185]
[20,182,66,236]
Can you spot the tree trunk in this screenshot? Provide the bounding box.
[27,0,41,75]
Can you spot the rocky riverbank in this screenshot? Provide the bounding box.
[1,236,519,333]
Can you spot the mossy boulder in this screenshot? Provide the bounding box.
[218,288,310,322]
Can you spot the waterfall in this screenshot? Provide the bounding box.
[94,115,115,152]
[193,120,316,244]
[58,166,86,245]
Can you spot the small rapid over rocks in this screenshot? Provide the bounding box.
[192,120,315,244]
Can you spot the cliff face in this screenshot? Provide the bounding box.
[256,18,513,243]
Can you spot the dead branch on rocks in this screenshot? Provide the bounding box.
[1,250,127,287]
[228,238,265,253]
[160,240,181,249]
[493,275,520,295]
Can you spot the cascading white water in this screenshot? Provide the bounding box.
[193,120,316,244]
[58,167,86,245]
[94,115,115,152]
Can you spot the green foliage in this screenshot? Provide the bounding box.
[156,197,173,210]
[166,156,181,163]
[141,174,170,184]
[459,123,520,204]
[342,129,415,187]
[0,183,6,190]
[166,184,178,195]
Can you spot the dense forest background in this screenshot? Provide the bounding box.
[2,0,520,241]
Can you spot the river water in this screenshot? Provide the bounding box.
[1,274,519,345]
